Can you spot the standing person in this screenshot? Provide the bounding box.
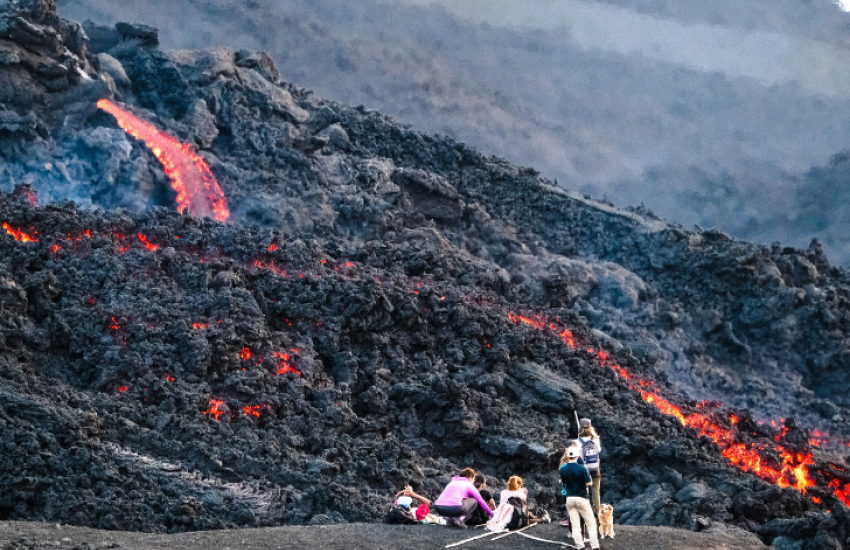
[578,418,602,518]
[467,473,496,525]
[559,447,599,550]
[433,468,494,528]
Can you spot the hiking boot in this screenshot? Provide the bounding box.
[450,517,467,529]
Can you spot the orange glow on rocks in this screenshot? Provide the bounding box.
[274,351,302,376]
[240,347,252,361]
[192,322,209,330]
[97,99,230,222]
[3,222,38,242]
[137,233,158,251]
[243,404,270,418]
[203,399,225,421]
[117,386,129,392]
[268,244,278,251]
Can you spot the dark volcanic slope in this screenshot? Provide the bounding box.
[1,2,850,549]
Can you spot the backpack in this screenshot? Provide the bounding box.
[580,437,600,473]
[384,505,418,524]
[506,496,528,530]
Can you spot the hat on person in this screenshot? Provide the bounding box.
[567,447,581,459]
[579,418,592,428]
[396,496,413,508]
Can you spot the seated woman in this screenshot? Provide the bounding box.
[433,468,494,528]
[499,476,549,525]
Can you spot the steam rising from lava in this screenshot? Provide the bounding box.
[96,100,230,222]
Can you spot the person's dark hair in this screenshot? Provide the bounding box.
[474,473,486,488]
[460,468,475,479]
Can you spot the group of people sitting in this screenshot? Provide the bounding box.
[386,418,605,550]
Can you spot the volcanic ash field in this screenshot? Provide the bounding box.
[2,1,850,548]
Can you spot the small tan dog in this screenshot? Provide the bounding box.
[598,504,615,538]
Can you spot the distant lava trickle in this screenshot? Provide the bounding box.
[96,99,230,222]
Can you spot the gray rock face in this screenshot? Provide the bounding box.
[0,3,848,549]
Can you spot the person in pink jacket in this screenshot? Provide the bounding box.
[433,468,495,528]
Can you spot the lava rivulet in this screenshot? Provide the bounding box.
[508,310,846,505]
[96,100,230,222]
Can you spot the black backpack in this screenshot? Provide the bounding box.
[384,505,418,524]
[506,496,528,530]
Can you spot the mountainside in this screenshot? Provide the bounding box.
[55,0,850,265]
[1,2,850,549]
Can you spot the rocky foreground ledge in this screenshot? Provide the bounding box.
[0,521,768,550]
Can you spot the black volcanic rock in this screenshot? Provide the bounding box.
[0,2,849,549]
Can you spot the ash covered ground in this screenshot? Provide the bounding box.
[1,1,850,548]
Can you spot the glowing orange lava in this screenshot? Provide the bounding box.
[3,222,38,242]
[274,351,302,376]
[507,310,840,502]
[240,347,252,360]
[137,233,158,251]
[192,322,209,330]
[203,399,225,421]
[243,404,270,418]
[97,99,230,222]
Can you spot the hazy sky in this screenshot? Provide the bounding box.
[396,0,850,98]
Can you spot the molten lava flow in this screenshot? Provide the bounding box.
[117,386,129,392]
[203,399,225,421]
[268,244,278,251]
[192,322,210,330]
[166,374,175,382]
[506,310,840,502]
[97,99,230,222]
[240,347,252,361]
[3,222,38,242]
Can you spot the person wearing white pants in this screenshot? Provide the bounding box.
[559,446,600,550]
[566,496,599,550]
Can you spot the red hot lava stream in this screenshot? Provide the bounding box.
[96,100,230,222]
[508,311,850,508]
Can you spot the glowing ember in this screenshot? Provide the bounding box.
[240,347,252,360]
[137,233,158,251]
[274,351,302,376]
[97,99,230,222]
[203,399,225,421]
[3,222,38,242]
[51,244,61,253]
[268,244,278,251]
[166,374,175,382]
[109,317,121,330]
[117,386,129,392]
[251,259,286,277]
[192,322,210,330]
[243,404,270,418]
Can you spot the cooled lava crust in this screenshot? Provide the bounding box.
[2,0,850,548]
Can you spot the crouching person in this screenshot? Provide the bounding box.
[433,468,494,528]
[559,447,599,550]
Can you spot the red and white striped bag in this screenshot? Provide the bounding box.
[486,503,514,532]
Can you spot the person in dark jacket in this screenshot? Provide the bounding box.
[559,447,599,550]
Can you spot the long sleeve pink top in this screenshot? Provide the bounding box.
[434,477,494,516]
